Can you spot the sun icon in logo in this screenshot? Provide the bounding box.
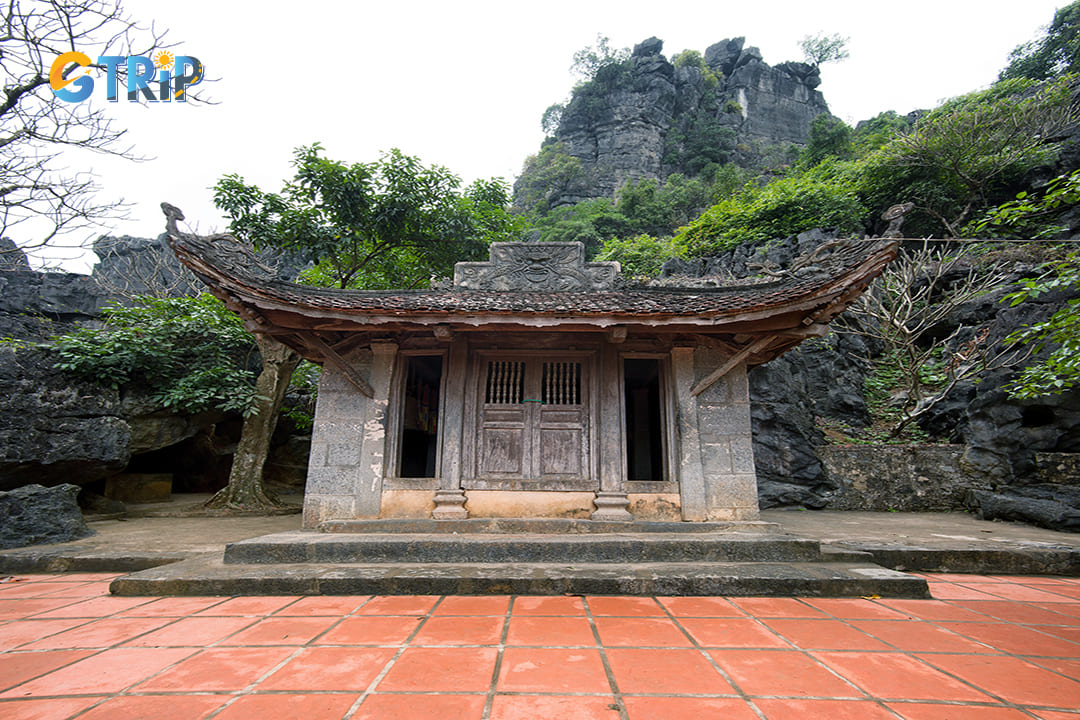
[153,50,174,71]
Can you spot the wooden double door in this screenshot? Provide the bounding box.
[464,353,594,490]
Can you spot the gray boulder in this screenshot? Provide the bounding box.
[0,483,92,549]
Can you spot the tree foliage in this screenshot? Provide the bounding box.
[570,34,631,84]
[1004,251,1080,398]
[51,294,258,415]
[215,144,521,289]
[0,0,207,263]
[799,32,850,66]
[595,234,682,277]
[1000,0,1080,81]
[802,114,854,167]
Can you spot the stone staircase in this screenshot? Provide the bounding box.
[109,519,930,598]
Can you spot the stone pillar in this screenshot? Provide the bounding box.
[692,349,759,521]
[592,341,631,521]
[433,336,468,519]
[671,346,707,521]
[301,343,397,528]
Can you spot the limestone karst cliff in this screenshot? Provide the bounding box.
[516,36,833,208]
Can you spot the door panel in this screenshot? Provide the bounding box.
[471,354,591,488]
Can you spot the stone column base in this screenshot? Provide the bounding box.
[432,489,468,519]
[591,491,632,521]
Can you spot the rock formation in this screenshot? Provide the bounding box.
[520,36,833,207]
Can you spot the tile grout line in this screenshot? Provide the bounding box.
[582,596,630,720]
[342,595,445,720]
[480,595,515,720]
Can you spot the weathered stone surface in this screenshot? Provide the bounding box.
[526,36,832,207]
[967,488,1080,532]
[454,242,619,290]
[0,483,92,549]
[0,238,31,270]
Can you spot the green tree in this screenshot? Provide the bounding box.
[802,114,854,167]
[865,79,1076,235]
[1000,1,1080,81]
[52,294,258,416]
[202,146,521,511]
[570,34,631,84]
[595,234,682,277]
[799,32,850,67]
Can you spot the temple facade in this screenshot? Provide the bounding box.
[165,216,896,528]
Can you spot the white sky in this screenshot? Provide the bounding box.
[28,0,1069,271]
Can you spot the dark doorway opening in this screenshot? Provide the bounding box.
[399,355,443,478]
[624,358,665,481]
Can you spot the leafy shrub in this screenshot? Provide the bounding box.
[595,234,682,277]
[673,162,866,256]
[51,294,259,415]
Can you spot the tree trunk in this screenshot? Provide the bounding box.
[204,334,301,512]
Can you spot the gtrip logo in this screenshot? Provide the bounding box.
[50,50,204,103]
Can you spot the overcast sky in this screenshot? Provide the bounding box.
[33,0,1070,271]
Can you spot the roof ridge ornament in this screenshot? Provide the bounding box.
[453,241,620,291]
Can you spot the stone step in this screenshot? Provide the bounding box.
[223,531,822,565]
[110,556,930,598]
[317,519,784,534]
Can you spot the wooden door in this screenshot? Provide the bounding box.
[469,355,591,489]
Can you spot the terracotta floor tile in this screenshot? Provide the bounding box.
[813,651,994,702]
[850,619,996,653]
[606,647,733,694]
[1037,625,1080,645]
[754,698,899,719]
[876,599,992,622]
[885,701,1035,719]
[956,582,1077,603]
[411,616,504,645]
[0,696,103,720]
[917,652,1080,708]
[123,615,258,647]
[728,597,828,618]
[218,616,339,645]
[1033,602,1080,619]
[315,615,423,645]
[378,647,498,692]
[38,582,112,598]
[623,696,759,720]
[21,617,172,650]
[1025,656,1080,680]
[211,693,358,720]
[117,597,229,617]
[272,596,370,616]
[921,574,1000,583]
[950,600,1080,625]
[800,598,910,619]
[1031,585,1080,600]
[434,595,511,616]
[0,649,95,692]
[194,596,301,615]
[31,596,155,619]
[257,646,395,691]
[586,596,664,616]
[355,596,439,615]
[497,647,610,693]
[76,694,228,720]
[133,646,294,692]
[937,621,1080,657]
[352,693,486,720]
[0,598,82,620]
[593,616,692,647]
[505,615,596,646]
[1033,712,1080,720]
[678,617,790,648]
[1,646,195,697]
[927,583,1003,601]
[0,618,92,651]
[710,648,861,698]
[490,695,620,720]
[761,618,891,651]
[0,581,98,598]
[657,596,745,617]
[511,596,585,615]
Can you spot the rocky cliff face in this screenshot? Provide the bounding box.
[527,36,831,206]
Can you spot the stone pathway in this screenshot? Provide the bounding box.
[1,573,1079,718]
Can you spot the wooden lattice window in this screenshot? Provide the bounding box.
[484,360,525,404]
[541,361,581,406]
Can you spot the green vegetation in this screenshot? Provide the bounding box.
[799,32,850,66]
[595,234,683,277]
[52,294,258,415]
[1001,0,1080,81]
[1004,252,1080,398]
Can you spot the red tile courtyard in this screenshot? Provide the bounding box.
[2,573,1080,719]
